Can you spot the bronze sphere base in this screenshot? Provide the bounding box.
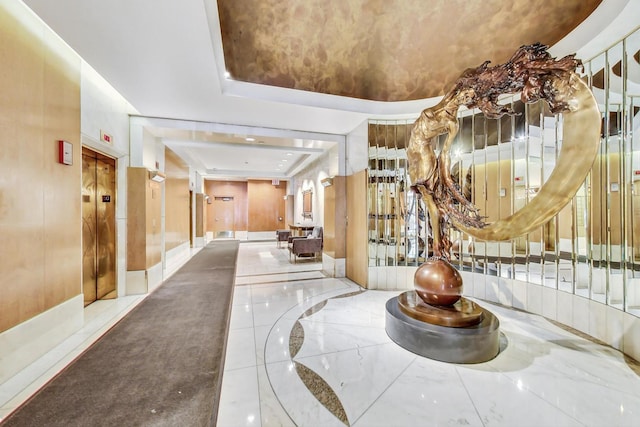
[413,258,464,306]
[398,291,483,328]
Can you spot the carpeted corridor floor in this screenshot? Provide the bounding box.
[1,240,239,427]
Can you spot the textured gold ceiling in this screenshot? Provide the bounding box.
[217,0,601,102]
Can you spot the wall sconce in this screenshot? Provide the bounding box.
[321,177,333,187]
[149,170,166,182]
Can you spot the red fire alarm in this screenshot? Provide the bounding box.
[59,140,73,165]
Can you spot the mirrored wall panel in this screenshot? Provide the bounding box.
[367,28,640,316]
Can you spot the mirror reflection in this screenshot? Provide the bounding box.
[302,190,313,219]
[366,26,640,316]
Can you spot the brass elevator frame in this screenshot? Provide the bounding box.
[82,147,117,306]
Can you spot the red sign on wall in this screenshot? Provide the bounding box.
[100,130,113,144]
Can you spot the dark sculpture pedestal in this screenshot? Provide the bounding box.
[385,291,500,364]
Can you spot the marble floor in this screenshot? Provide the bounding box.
[2,241,639,426]
[218,242,640,427]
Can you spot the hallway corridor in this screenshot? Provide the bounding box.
[1,241,639,426]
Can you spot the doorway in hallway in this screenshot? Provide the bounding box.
[213,196,235,238]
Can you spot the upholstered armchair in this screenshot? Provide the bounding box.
[276,230,291,248]
[288,226,323,262]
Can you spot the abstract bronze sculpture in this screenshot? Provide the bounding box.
[386,43,600,363]
[407,42,601,259]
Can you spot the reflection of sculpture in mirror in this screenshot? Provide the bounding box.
[302,190,312,219]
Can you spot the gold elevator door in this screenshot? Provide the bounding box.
[82,148,116,306]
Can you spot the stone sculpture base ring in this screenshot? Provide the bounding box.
[385,293,500,364]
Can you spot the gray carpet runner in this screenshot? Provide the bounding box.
[1,240,239,427]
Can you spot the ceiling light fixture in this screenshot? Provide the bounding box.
[245,137,255,142]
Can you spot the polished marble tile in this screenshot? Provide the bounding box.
[494,356,640,425]
[217,366,261,427]
[253,325,271,365]
[300,291,391,329]
[224,327,257,371]
[263,285,363,366]
[526,281,544,315]
[264,320,296,365]
[234,243,322,278]
[256,364,296,427]
[232,285,253,306]
[295,320,391,359]
[229,302,254,330]
[253,299,306,328]
[295,343,417,424]
[236,271,325,286]
[217,243,640,427]
[572,294,591,333]
[623,312,640,362]
[7,240,636,427]
[457,364,585,427]
[252,278,351,303]
[265,360,345,427]
[353,357,484,427]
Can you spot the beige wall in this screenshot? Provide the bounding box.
[203,180,288,233]
[472,159,593,249]
[346,171,368,287]
[591,152,619,245]
[0,6,82,333]
[164,148,190,251]
[205,180,248,232]
[248,180,287,231]
[195,193,204,238]
[472,160,513,223]
[324,176,347,259]
[473,159,546,243]
[127,168,162,270]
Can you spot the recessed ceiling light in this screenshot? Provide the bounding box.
[286,152,293,156]
[245,137,255,142]
[282,159,288,162]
